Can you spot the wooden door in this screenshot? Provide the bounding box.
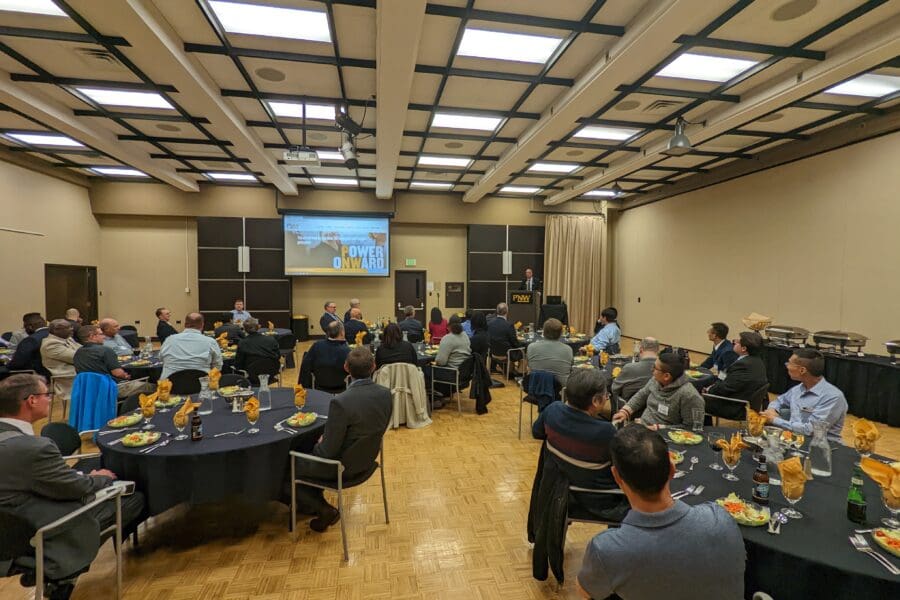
[44,264,98,323]
[394,270,426,324]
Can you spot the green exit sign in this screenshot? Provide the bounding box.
[405,258,417,267]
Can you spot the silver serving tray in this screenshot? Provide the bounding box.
[813,330,868,353]
[764,325,809,345]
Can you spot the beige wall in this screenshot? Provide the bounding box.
[613,132,900,355]
[0,161,99,333]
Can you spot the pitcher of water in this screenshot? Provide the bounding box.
[198,376,213,415]
[257,373,272,411]
[809,420,832,477]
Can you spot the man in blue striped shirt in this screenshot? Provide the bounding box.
[588,307,620,354]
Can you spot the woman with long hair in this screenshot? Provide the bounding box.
[375,322,417,368]
[428,307,449,344]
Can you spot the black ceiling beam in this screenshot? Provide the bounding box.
[413,64,573,86]
[792,101,884,114]
[675,35,826,60]
[0,26,129,46]
[248,120,373,135]
[424,4,625,37]
[73,109,211,124]
[407,103,540,120]
[577,117,673,130]
[614,84,740,103]
[4,146,102,157]
[730,129,808,140]
[184,42,375,69]
[403,130,517,144]
[553,141,642,152]
[644,165,707,174]
[219,88,368,108]
[10,73,178,93]
[150,154,249,162]
[118,135,233,146]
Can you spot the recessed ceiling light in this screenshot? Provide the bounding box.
[5,132,84,147]
[573,125,642,141]
[268,101,335,120]
[0,0,66,16]
[410,181,453,190]
[615,100,641,111]
[209,1,331,42]
[313,177,357,186]
[584,189,617,197]
[656,53,758,83]
[316,150,344,161]
[76,87,173,110]
[771,0,818,22]
[565,150,584,157]
[432,112,502,131]
[500,186,541,194]
[457,28,562,64]
[206,172,256,181]
[90,167,148,177]
[825,73,900,98]
[418,155,472,168]
[255,67,286,82]
[528,162,580,174]
[156,123,181,132]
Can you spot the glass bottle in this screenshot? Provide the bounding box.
[752,453,770,506]
[257,373,272,411]
[809,420,833,477]
[632,339,641,362]
[190,411,203,441]
[198,376,213,415]
[847,464,867,524]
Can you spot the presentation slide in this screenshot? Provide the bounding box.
[283,214,389,277]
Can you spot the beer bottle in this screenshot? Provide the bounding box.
[847,464,867,524]
[752,453,770,506]
[191,411,203,441]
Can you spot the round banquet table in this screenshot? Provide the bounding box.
[120,351,236,384]
[98,388,331,516]
[667,426,900,598]
[518,332,590,353]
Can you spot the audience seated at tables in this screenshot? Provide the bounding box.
[525,318,574,386]
[487,303,523,377]
[64,308,82,333]
[762,348,848,443]
[7,314,51,377]
[428,307,450,344]
[398,305,424,343]
[576,425,745,600]
[429,315,471,409]
[343,298,360,323]
[7,312,39,352]
[40,319,81,380]
[98,319,133,357]
[699,321,737,373]
[299,321,350,388]
[704,331,768,402]
[343,308,370,344]
[611,337,658,402]
[0,373,146,600]
[613,353,704,430]
[293,347,392,532]
[469,312,490,359]
[159,313,222,380]
[73,325,149,398]
[461,309,474,337]
[588,307,620,354]
[234,318,281,374]
[230,299,251,323]
[593,306,617,336]
[155,307,178,343]
[375,323,417,369]
[532,369,628,520]
[319,300,342,335]
[214,313,245,344]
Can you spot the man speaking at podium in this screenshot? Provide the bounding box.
[520,267,541,292]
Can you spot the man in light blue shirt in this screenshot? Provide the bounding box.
[230,299,252,323]
[99,318,134,356]
[762,348,847,442]
[588,307,620,354]
[160,312,223,379]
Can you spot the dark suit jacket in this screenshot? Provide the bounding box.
[0,422,112,579]
[319,311,341,334]
[707,355,768,401]
[214,323,244,344]
[8,328,50,377]
[235,331,281,372]
[156,320,177,343]
[520,277,542,292]
[344,319,371,345]
[487,316,521,358]
[299,339,350,388]
[700,339,738,371]
[398,317,424,343]
[304,379,392,480]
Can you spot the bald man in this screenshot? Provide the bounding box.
[159,312,223,379]
[343,307,370,344]
[99,318,133,357]
[343,299,361,323]
[40,319,81,380]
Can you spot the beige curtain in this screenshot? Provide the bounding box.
[544,214,608,334]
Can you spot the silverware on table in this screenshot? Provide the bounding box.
[139,439,171,454]
[689,456,699,472]
[854,528,878,534]
[213,429,246,438]
[99,427,140,436]
[849,534,900,575]
[672,485,695,500]
[274,423,297,435]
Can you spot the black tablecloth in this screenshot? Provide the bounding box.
[761,343,900,426]
[669,426,900,598]
[121,351,236,384]
[98,388,331,515]
[518,333,590,353]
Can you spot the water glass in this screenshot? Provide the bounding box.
[707,432,724,471]
[781,483,805,519]
[691,408,704,433]
[246,410,260,435]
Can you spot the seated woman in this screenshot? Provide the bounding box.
[375,323,418,369]
[427,307,450,344]
[426,315,471,409]
[469,311,490,359]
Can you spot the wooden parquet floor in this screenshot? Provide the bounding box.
[3,341,900,599]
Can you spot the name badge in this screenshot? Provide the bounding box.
[658,403,670,417]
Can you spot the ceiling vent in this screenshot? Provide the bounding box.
[74,47,125,73]
[643,99,685,114]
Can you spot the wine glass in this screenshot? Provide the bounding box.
[781,482,805,519]
[722,449,740,481]
[141,404,156,430]
[294,391,307,412]
[881,491,900,528]
[173,412,188,441]
[246,408,260,435]
[707,432,724,471]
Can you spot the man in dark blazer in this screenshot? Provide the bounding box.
[319,300,342,334]
[299,321,350,389]
[397,305,424,343]
[706,332,769,415]
[7,313,51,377]
[155,307,178,343]
[0,374,145,598]
[343,308,371,345]
[234,318,281,374]
[519,267,542,292]
[488,303,524,377]
[343,299,360,323]
[699,322,737,372]
[295,347,392,532]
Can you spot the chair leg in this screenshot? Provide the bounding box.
[379,465,389,524]
[517,398,523,440]
[337,489,348,561]
[290,460,297,538]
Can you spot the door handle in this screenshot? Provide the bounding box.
[418,304,424,310]
[397,303,403,309]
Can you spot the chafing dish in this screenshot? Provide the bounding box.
[812,330,868,354]
[885,340,900,365]
[764,325,809,346]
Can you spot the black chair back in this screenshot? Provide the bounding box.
[749,383,770,412]
[1,331,12,342]
[278,334,297,350]
[40,422,82,456]
[168,369,208,395]
[246,357,280,385]
[219,374,250,388]
[312,364,348,393]
[0,510,35,561]
[120,325,137,332]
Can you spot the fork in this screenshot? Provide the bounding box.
[140,439,171,454]
[213,429,246,438]
[849,534,900,575]
[689,457,699,472]
[99,427,139,436]
[672,485,696,500]
[673,485,705,500]
[275,424,297,435]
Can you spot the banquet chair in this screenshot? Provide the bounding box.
[218,373,249,388]
[168,369,207,395]
[48,374,76,423]
[278,333,298,369]
[69,372,117,434]
[374,363,431,429]
[40,422,102,473]
[310,364,349,394]
[703,383,770,426]
[518,370,560,439]
[1,331,11,341]
[245,356,282,386]
[430,355,475,413]
[290,441,389,561]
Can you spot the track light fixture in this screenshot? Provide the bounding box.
[340,133,359,170]
[662,117,694,156]
[611,181,624,197]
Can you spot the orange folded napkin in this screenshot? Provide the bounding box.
[861,457,900,510]
[293,384,307,404]
[354,331,366,346]
[173,398,198,428]
[267,320,275,331]
[243,396,260,421]
[746,407,766,437]
[611,366,622,379]
[514,321,522,330]
[139,393,157,417]
[213,321,223,328]
[569,326,576,335]
[156,379,172,402]
[778,456,807,500]
[424,330,431,344]
[208,368,221,391]
[583,344,594,357]
[716,433,748,465]
[853,419,880,455]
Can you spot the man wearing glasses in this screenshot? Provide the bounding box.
[761,348,847,443]
[612,353,704,430]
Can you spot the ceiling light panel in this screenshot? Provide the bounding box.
[0,0,66,16]
[5,132,84,147]
[528,162,580,174]
[457,28,563,64]
[656,52,758,83]
[268,101,336,120]
[584,189,617,197]
[77,88,173,109]
[209,1,331,43]
[417,155,473,168]
[410,181,453,189]
[90,167,148,177]
[432,112,502,131]
[825,73,900,98]
[206,172,256,181]
[500,186,541,194]
[573,125,643,141]
[316,150,344,161]
[313,177,358,186]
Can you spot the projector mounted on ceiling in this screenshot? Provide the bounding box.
[283,147,321,166]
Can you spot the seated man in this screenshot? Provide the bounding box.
[8,314,51,377]
[7,312,40,352]
[73,326,149,398]
[398,305,424,343]
[319,300,342,334]
[705,331,768,405]
[39,319,81,380]
[155,307,178,343]
[299,321,350,389]
[159,313,223,380]
[525,318,573,386]
[487,302,523,377]
[612,353,704,430]
[699,321,737,373]
[230,298,252,323]
[234,318,281,375]
[343,308,370,344]
[761,348,847,443]
[611,337,658,403]
[214,312,245,344]
[0,374,146,600]
[98,319,133,357]
[588,307,620,354]
[532,369,627,520]
[576,425,745,600]
[343,298,361,323]
[294,347,392,531]
[64,308,82,333]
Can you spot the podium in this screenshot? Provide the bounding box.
[508,290,541,327]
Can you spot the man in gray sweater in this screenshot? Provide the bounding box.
[525,318,573,385]
[610,337,658,402]
[612,353,704,429]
